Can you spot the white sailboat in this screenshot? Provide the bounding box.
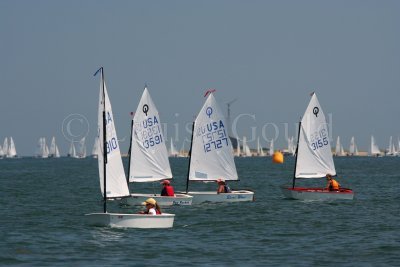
[122,86,192,206]
[85,67,174,228]
[349,136,356,156]
[269,139,274,156]
[370,136,382,157]
[257,137,265,156]
[386,136,397,156]
[49,137,61,158]
[68,141,78,158]
[242,136,252,157]
[77,137,87,158]
[7,137,17,158]
[169,138,179,157]
[235,136,241,157]
[2,138,8,157]
[91,137,100,158]
[0,145,4,158]
[281,93,354,200]
[184,90,254,204]
[36,137,49,158]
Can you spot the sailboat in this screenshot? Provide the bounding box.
[77,137,87,158]
[85,67,174,228]
[68,141,78,158]
[91,137,100,158]
[122,86,192,206]
[269,139,274,156]
[235,137,241,157]
[49,137,61,158]
[281,93,354,200]
[369,136,382,157]
[7,137,17,158]
[184,90,254,204]
[36,137,49,158]
[169,138,179,157]
[0,144,4,158]
[257,137,265,156]
[242,136,252,157]
[386,136,397,156]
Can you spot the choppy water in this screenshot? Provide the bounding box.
[0,157,399,266]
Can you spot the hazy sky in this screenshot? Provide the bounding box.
[1,0,399,156]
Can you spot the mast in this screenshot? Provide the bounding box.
[185,122,195,193]
[292,119,302,189]
[127,117,134,185]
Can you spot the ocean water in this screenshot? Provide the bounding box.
[0,157,399,266]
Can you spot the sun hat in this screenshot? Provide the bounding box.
[142,198,156,206]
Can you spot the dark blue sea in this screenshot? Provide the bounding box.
[1,157,399,266]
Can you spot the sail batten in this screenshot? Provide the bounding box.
[188,93,238,181]
[295,93,336,179]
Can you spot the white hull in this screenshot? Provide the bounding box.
[281,186,354,200]
[186,190,254,204]
[85,212,175,228]
[121,193,193,206]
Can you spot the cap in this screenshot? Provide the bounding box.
[160,179,170,185]
[142,198,156,206]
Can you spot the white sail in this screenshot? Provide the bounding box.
[335,136,341,156]
[128,87,172,183]
[370,136,381,156]
[3,138,8,156]
[387,136,394,155]
[91,137,100,157]
[7,137,17,158]
[349,136,355,155]
[55,145,60,158]
[78,137,87,158]
[354,144,359,156]
[258,137,265,156]
[68,141,77,158]
[269,139,274,156]
[37,137,49,158]
[97,70,130,198]
[295,93,336,178]
[0,145,3,157]
[169,138,178,157]
[49,137,60,157]
[188,93,238,181]
[236,137,241,157]
[242,136,251,157]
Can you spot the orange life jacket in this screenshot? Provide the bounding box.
[329,179,340,190]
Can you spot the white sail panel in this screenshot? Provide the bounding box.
[7,137,17,158]
[349,136,355,155]
[189,93,238,181]
[295,93,336,178]
[128,87,172,182]
[97,75,130,198]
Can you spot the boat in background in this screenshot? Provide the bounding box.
[183,90,254,204]
[36,137,49,158]
[169,138,179,157]
[91,137,100,158]
[85,67,174,228]
[281,93,354,200]
[7,137,18,158]
[369,136,382,157]
[121,86,192,206]
[49,137,61,158]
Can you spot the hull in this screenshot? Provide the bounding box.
[121,193,193,206]
[187,190,254,204]
[281,186,354,200]
[85,212,175,228]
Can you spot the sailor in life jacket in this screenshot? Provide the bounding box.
[216,178,232,194]
[140,198,162,215]
[326,174,341,191]
[160,179,175,196]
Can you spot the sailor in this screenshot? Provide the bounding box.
[326,174,340,191]
[216,178,232,194]
[140,198,162,215]
[160,180,175,196]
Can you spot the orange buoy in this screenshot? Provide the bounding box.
[272,151,284,164]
